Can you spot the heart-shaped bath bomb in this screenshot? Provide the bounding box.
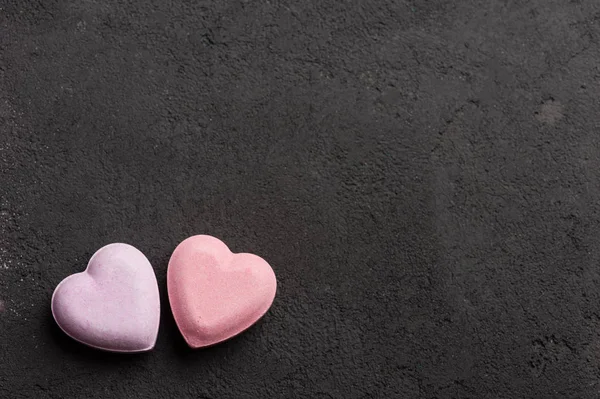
[51,243,160,353]
[168,235,277,348]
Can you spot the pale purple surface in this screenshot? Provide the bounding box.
[51,243,160,353]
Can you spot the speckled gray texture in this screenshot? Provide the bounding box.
[1,1,600,398]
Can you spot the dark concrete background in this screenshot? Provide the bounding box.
[1,0,600,397]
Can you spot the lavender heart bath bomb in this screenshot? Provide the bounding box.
[168,235,277,348]
[51,243,160,353]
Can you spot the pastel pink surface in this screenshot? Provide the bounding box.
[168,235,277,348]
[51,243,160,353]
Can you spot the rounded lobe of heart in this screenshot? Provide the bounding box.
[168,235,277,348]
[51,243,160,353]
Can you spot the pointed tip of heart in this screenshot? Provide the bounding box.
[181,307,275,349]
[52,305,160,353]
[53,320,158,353]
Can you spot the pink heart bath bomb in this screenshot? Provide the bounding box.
[51,243,160,353]
[168,235,277,348]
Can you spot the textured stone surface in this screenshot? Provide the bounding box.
[1,0,600,397]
